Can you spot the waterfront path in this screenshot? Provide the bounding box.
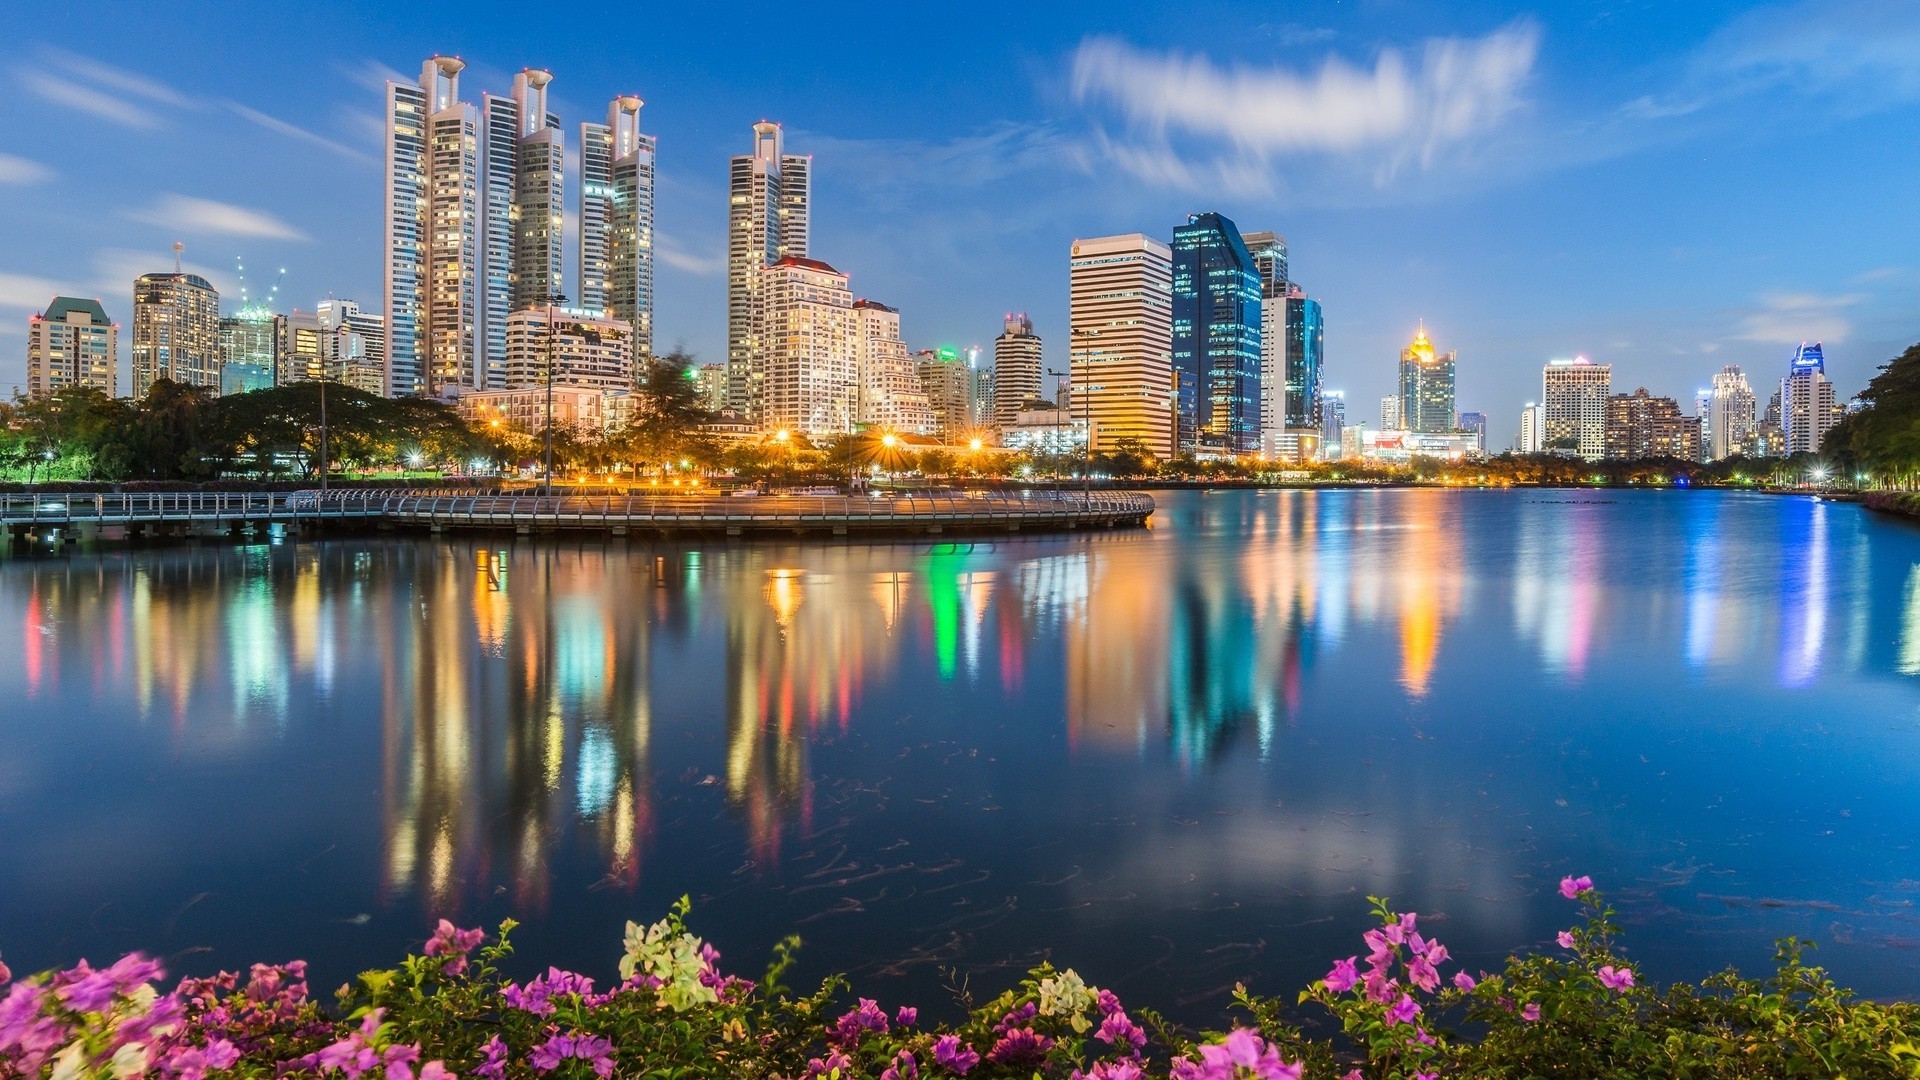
[2,488,1154,539]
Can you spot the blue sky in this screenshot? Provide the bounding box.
[2,0,1917,447]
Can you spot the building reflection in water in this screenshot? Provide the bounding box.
[10,488,1916,922]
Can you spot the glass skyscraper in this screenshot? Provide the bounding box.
[1397,325,1456,434]
[1170,212,1261,455]
[1285,291,1323,437]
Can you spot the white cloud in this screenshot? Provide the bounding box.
[87,248,233,305]
[339,59,410,94]
[16,70,162,128]
[1735,292,1865,345]
[0,154,53,185]
[43,49,191,107]
[226,102,376,164]
[1070,20,1540,191]
[0,272,63,312]
[656,233,723,276]
[129,195,309,241]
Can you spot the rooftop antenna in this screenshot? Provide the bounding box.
[172,241,184,275]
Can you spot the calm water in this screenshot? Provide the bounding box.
[5,489,1920,1015]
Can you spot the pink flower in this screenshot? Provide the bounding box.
[986,1027,1053,1067]
[1189,1030,1301,1080]
[882,1049,920,1080]
[1521,1002,1541,1022]
[829,998,890,1046]
[804,1051,853,1078]
[423,921,485,975]
[1385,994,1421,1026]
[1095,1007,1147,1051]
[895,1006,918,1027]
[1559,875,1593,899]
[529,1030,614,1078]
[1076,1062,1145,1080]
[475,1036,508,1080]
[0,955,9,986]
[932,1034,980,1075]
[1323,956,1360,993]
[1597,965,1635,991]
[1407,956,1440,993]
[1557,931,1576,950]
[1422,941,1449,966]
[1452,971,1477,992]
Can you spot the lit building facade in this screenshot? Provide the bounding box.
[132,271,220,397]
[694,363,729,411]
[28,297,117,398]
[1320,390,1346,457]
[1603,388,1700,461]
[1380,394,1402,431]
[1397,325,1456,434]
[1068,233,1174,456]
[219,307,278,394]
[1001,406,1088,455]
[456,385,632,436]
[852,300,935,435]
[762,257,853,437]
[579,96,655,362]
[727,122,810,421]
[1456,410,1488,453]
[1708,365,1756,460]
[1782,342,1841,455]
[1282,288,1324,460]
[1242,230,1288,442]
[1542,357,1611,459]
[477,70,566,388]
[316,299,387,394]
[1171,212,1261,454]
[383,56,478,396]
[1518,402,1545,453]
[503,308,634,393]
[992,313,1044,432]
[915,347,974,439]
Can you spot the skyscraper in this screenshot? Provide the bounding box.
[1380,394,1402,431]
[915,348,973,439]
[761,257,853,437]
[1604,388,1699,460]
[1518,402,1545,452]
[383,56,478,396]
[28,297,117,398]
[1320,389,1346,454]
[1397,324,1456,433]
[727,122,810,422]
[1542,357,1611,459]
[580,96,655,362]
[992,313,1043,431]
[476,70,565,387]
[1284,287,1325,459]
[1782,342,1841,455]
[132,271,220,397]
[504,308,632,392]
[1242,231,1290,445]
[1707,365,1756,460]
[1068,233,1174,456]
[1170,212,1261,454]
[852,300,935,435]
[218,305,277,394]
[1457,410,1488,453]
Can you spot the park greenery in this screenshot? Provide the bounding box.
[1,881,1916,1079]
[6,341,1920,491]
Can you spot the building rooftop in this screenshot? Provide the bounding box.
[40,296,110,324]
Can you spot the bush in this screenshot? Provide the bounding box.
[1,882,1915,1079]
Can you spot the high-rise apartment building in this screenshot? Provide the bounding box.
[476,70,565,387]
[1398,325,1456,434]
[1380,394,1402,431]
[694,363,728,411]
[132,271,220,397]
[28,297,117,398]
[219,306,278,394]
[992,313,1044,431]
[1706,365,1756,460]
[1242,231,1291,447]
[1518,402,1545,452]
[1604,388,1699,460]
[852,300,935,435]
[580,96,655,361]
[761,257,852,437]
[1171,212,1261,454]
[316,298,387,386]
[1542,357,1611,459]
[1283,288,1324,459]
[727,122,810,422]
[1782,342,1841,455]
[915,347,973,439]
[1068,233,1174,456]
[384,56,478,396]
[968,348,994,429]
[503,308,633,393]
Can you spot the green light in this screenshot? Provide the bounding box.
[937,347,959,360]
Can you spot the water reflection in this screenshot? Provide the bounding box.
[7,490,1920,1009]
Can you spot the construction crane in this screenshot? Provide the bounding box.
[232,254,286,317]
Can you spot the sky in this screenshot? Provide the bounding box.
[2,0,1918,448]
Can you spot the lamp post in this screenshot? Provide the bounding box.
[543,293,569,495]
[1046,367,1068,488]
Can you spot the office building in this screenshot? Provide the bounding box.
[1171,212,1261,454]
[1380,394,1402,431]
[1457,410,1488,453]
[1320,390,1346,457]
[28,297,117,398]
[473,70,566,390]
[383,56,479,396]
[1002,406,1089,455]
[694,363,729,411]
[1068,233,1174,456]
[1782,342,1841,455]
[968,348,994,428]
[761,257,852,437]
[1282,287,1324,460]
[1604,388,1699,461]
[1542,357,1611,459]
[1707,365,1756,460]
[992,313,1044,431]
[727,122,810,421]
[316,299,387,392]
[219,306,278,394]
[132,270,220,397]
[916,347,974,439]
[1398,325,1456,434]
[1242,230,1288,441]
[1518,402,1545,452]
[503,308,633,393]
[853,300,935,435]
[456,384,632,436]
[580,95,655,361]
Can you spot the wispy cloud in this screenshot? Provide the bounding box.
[1069,20,1540,194]
[0,154,54,185]
[339,59,410,94]
[0,272,63,312]
[226,102,376,164]
[43,49,191,107]
[1735,292,1865,345]
[16,70,163,128]
[129,195,309,241]
[16,48,193,129]
[656,233,723,276]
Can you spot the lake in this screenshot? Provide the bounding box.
[4,488,1920,1016]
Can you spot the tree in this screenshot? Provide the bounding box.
[616,353,715,476]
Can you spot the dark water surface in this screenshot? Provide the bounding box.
[6,489,1920,1015]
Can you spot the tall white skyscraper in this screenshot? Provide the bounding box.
[1707,365,1756,460]
[1518,402,1545,452]
[1542,356,1611,460]
[1380,394,1401,431]
[727,122,810,421]
[762,257,854,437]
[992,313,1043,431]
[580,96,655,362]
[132,270,220,397]
[853,299,935,435]
[1068,233,1173,456]
[1241,230,1288,446]
[28,298,117,399]
[1782,343,1841,455]
[476,70,564,388]
[383,56,478,396]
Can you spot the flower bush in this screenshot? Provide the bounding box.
[3,881,1918,1079]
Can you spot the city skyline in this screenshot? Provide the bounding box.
[1,1,1917,448]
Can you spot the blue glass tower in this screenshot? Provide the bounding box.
[1285,293,1323,434]
[1171,212,1262,455]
